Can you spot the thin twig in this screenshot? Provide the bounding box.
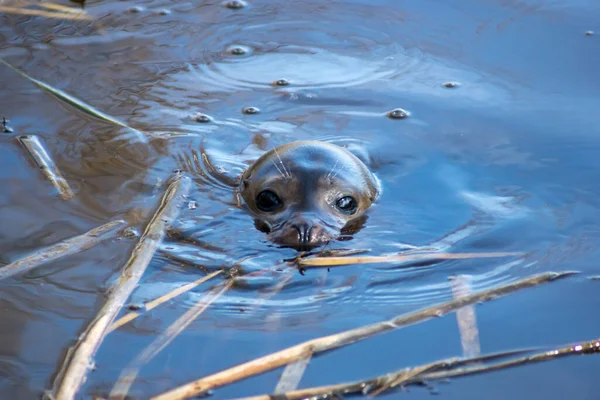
[236,338,600,400]
[0,219,126,281]
[150,271,575,400]
[110,270,224,332]
[49,173,191,400]
[0,5,93,20]
[18,135,75,200]
[416,337,600,383]
[110,280,234,399]
[297,251,523,268]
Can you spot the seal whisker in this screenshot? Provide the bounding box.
[273,147,292,179]
[270,157,287,180]
[330,160,345,180]
[327,159,339,179]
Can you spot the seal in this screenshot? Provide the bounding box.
[238,141,381,250]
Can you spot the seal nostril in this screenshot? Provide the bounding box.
[293,223,312,245]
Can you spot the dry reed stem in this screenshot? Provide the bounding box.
[18,135,75,200]
[110,270,223,332]
[236,338,600,400]
[297,251,523,267]
[38,2,86,14]
[0,5,92,20]
[0,58,147,143]
[150,271,574,400]
[110,280,234,399]
[50,173,191,400]
[0,219,126,281]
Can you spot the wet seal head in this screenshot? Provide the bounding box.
[238,141,381,250]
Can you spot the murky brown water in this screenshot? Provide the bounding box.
[1,0,600,398]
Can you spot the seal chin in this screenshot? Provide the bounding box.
[267,219,337,251]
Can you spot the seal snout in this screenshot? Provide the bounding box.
[269,217,333,251]
[294,221,313,247]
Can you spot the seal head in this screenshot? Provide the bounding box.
[239,141,381,250]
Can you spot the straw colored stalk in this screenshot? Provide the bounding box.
[0,219,126,281]
[18,135,75,200]
[297,251,523,268]
[0,58,147,143]
[50,173,191,400]
[110,279,234,399]
[150,271,575,400]
[38,2,87,14]
[110,270,223,332]
[237,338,600,400]
[0,5,93,20]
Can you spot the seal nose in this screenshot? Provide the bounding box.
[293,222,313,247]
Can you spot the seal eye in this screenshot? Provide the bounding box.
[256,190,282,212]
[336,196,358,215]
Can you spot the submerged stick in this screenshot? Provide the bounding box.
[0,59,147,143]
[238,339,600,400]
[110,269,223,332]
[151,271,574,400]
[18,135,75,200]
[110,280,234,399]
[0,5,93,20]
[0,219,126,281]
[274,355,312,394]
[50,173,191,400]
[297,251,523,268]
[450,275,481,357]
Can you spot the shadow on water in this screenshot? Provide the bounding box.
[1,0,600,398]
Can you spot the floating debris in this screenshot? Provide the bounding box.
[297,251,522,268]
[386,108,410,119]
[0,59,147,143]
[584,30,594,36]
[110,270,223,332]
[110,279,233,398]
[192,113,212,123]
[273,78,290,87]
[228,46,249,56]
[127,6,145,13]
[188,201,198,210]
[223,0,248,9]
[242,106,260,115]
[0,220,127,281]
[150,272,575,400]
[50,173,191,400]
[2,117,13,133]
[18,135,75,200]
[0,4,93,20]
[121,227,140,239]
[443,81,460,88]
[239,337,600,400]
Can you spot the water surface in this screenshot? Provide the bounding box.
[0,0,599,398]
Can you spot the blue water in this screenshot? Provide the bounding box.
[0,0,599,398]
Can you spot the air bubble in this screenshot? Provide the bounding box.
[386,108,409,119]
[242,106,260,115]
